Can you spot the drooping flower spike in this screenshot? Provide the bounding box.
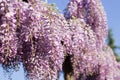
[0,0,120,80]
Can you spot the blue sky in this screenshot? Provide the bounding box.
[101,0,120,55]
[0,0,120,80]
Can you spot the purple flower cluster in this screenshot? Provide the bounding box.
[0,0,65,79]
[0,0,120,80]
[64,0,108,49]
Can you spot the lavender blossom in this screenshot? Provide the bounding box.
[0,0,120,80]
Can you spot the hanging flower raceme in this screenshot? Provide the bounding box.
[0,0,19,68]
[0,0,66,79]
[21,1,67,79]
[0,0,120,80]
[64,0,120,80]
[64,0,108,49]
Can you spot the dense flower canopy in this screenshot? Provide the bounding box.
[0,0,120,80]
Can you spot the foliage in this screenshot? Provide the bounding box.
[107,29,120,62]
